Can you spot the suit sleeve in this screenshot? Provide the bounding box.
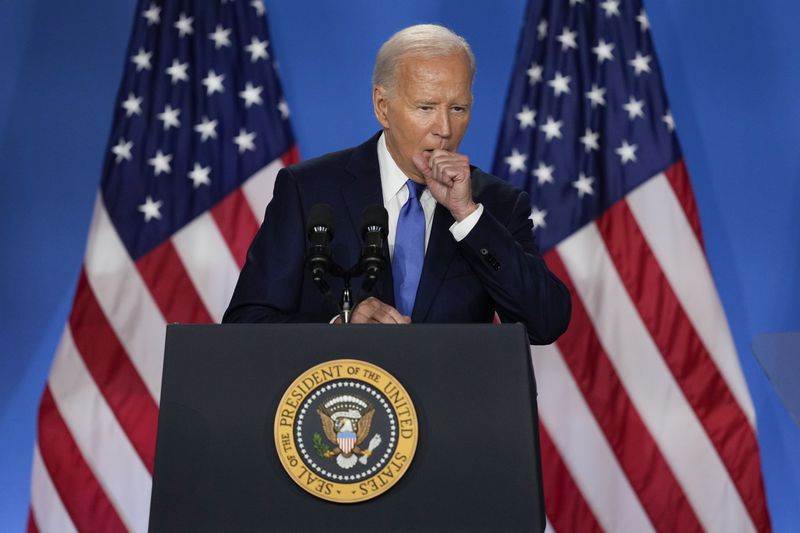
[456,187,571,344]
[222,167,334,323]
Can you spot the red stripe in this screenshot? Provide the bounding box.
[596,200,771,532]
[546,249,704,532]
[210,187,260,268]
[136,239,214,323]
[539,422,603,533]
[70,270,158,473]
[664,160,705,249]
[37,387,127,533]
[282,144,300,166]
[26,508,38,533]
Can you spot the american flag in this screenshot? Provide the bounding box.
[493,1,771,531]
[28,1,297,531]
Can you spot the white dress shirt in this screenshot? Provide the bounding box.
[376,133,483,259]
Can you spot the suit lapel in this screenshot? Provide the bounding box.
[342,133,395,305]
[411,204,457,322]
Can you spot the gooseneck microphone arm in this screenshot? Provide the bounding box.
[305,203,390,324]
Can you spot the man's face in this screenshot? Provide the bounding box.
[373,52,473,183]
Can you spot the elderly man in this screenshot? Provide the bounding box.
[223,24,570,344]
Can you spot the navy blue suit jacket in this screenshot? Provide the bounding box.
[223,133,571,344]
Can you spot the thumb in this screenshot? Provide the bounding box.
[412,152,432,178]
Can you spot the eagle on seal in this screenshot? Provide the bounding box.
[317,403,380,469]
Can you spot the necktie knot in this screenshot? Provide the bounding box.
[406,180,424,201]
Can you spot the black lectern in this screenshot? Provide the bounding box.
[149,324,545,532]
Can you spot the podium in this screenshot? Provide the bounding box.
[149,324,545,532]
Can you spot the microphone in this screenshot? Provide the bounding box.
[359,205,389,293]
[306,203,335,296]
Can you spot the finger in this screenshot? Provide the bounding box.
[350,297,380,324]
[412,152,432,178]
[377,304,411,324]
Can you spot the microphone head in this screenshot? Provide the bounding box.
[307,203,335,239]
[360,204,389,238]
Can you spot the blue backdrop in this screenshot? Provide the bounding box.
[1,1,798,531]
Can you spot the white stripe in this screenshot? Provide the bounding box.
[241,158,283,224]
[171,212,240,322]
[557,224,756,533]
[48,327,152,533]
[533,344,654,533]
[627,174,756,425]
[84,195,165,403]
[30,444,78,533]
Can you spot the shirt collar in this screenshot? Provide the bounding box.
[377,132,414,201]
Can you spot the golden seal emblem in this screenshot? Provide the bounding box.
[274,359,418,503]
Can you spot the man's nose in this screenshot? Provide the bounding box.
[433,108,452,138]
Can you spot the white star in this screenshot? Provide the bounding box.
[131,48,152,71]
[556,27,578,51]
[157,104,181,130]
[573,173,595,197]
[585,84,607,107]
[537,20,548,41]
[623,96,645,120]
[174,13,194,37]
[233,128,256,153]
[148,150,173,175]
[592,39,615,63]
[165,59,189,84]
[533,162,555,185]
[616,140,638,164]
[530,206,547,230]
[251,0,265,16]
[194,116,218,141]
[526,63,543,85]
[188,163,211,188]
[663,110,676,131]
[637,9,650,32]
[245,37,269,62]
[277,98,290,119]
[629,52,653,76]
[515,106,536,129]
[121,93,142,117]
[548,71,571,97]
[579,128,600,152]
[138,196,163,222]
[142,3,161,26]
[209,25,232,49]
[504,149,527,173]
[540,116,563,141]
[600,0,621,18]
[202,70,225,95]
[239,82,264,108]
[111,138,133,162]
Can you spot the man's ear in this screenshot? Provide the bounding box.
[373,86,390,128]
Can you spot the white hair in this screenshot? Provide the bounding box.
[373,24,476,97]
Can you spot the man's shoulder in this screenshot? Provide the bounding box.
[282,133,380,187]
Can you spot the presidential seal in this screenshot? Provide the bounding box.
[274,359,418,503]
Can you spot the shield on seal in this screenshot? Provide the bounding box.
[337,430,357,454]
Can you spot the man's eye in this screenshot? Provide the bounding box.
[419,106,433,111]
[451,106,467,113]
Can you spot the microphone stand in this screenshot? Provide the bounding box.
[339,279,353,324]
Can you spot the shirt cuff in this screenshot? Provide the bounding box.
[448,203,484,242]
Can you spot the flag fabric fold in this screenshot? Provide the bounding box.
[28,1,297,531]
[492,1,770,531]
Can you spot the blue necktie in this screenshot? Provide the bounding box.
[393,180,425,316]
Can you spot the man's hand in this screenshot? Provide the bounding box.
[412,149,477,222]
[334,297,411,324]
